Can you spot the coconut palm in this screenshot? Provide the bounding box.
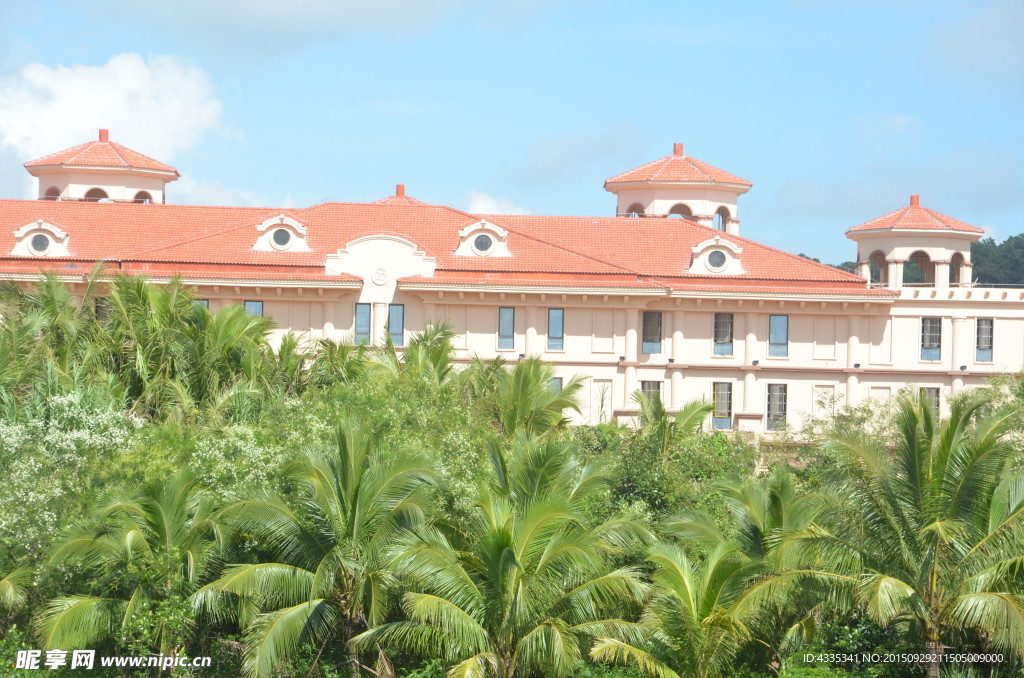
[772,391,1024,675]
[0,566,30,613]
[354,436,650,678]
[194,419,439,678]
[591,543,759,678]
[633,393,713,458]
[493,357,585,437]
[36,473,225,654]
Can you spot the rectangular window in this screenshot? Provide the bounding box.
[920,387,941,417]
[713,313,734,356]
[642,311,662,354]
[548,377,563,392]
[244,300,263,317]
[388,304,405,347]
[548,308,564,351]
[498,307,515,349]
[767,384,788,431]
[976,318,993,362]
[768,315,789,357]
[194,299,210,310]
[640,380,661,399]
[354,303,371,344]
[921,317,941,361]
[712,382,732,429]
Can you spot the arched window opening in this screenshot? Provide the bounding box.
[134,191,153,204]
[667,203,693,219]
[43,186,61,201]
[712,206,730,231]
[868,251,887,285]
[905,250,934,286]
[950,252,964,285]
[625,203,645,218]
[84,188,109,202]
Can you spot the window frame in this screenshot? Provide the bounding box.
[920,387,941,418]
[766,383,788,431]
[768,314,789,358]
[642,311,663,354]
[713,313,734,356]
[498,307,515,350]
[388,304,405,347]
[712,382,732,429]
[244,300,263,317]
[920,317,942,361]
[548,377,563,393]
[976,318,993,363]
[640,380,662,399]
[547,308,564,351]
[354,303,371,344]
[194,299,210,310]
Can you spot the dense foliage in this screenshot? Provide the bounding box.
[1,274,1023,678]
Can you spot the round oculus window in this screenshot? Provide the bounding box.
[30,233,50,253]
[473,234,493,254]
[271,228,292,248]
[707,250,727,269]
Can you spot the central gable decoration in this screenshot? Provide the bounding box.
[10,220,72,257]
[688,235,745,275]
[326,234,436,302]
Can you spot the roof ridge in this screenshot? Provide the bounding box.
[113,209,287,259]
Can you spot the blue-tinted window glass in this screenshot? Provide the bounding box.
[712,382,732,429]
[498,307,515,349]
[642,311,662,354]
[355,303,371,344]
[713,313,733,356]
[244,300,263,317]
[921,317,941,361]
[194,299,209,310]
[769,315,789,357]
[548,308,564,351]
[976,318,993,362]
[389,304,405,346]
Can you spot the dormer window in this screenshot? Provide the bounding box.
[456,220,511,257]
[253,214,310,252]
[10,220,71,257]
[688,236,745,275]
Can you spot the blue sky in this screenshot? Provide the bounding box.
[0,0,1020,264]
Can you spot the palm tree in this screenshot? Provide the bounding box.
[772,391,1024,676]
[591,543,758,678]
[0,566,30,613]
[194,419,439,678]
[666,469,827,671]
[37,473,225,655]
[493,357,585,437]
[633,393,713,458]
[353,436,649,678]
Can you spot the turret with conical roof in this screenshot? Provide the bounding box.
[604,142,752,234]
[24,129,179,204]
[846,194,984,289]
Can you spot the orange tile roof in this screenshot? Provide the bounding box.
[605,143,752,188]
[24,130,179,177]
[847,195,983,235]
[0,195,882,296]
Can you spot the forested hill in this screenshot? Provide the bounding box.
[972,235,1024,285]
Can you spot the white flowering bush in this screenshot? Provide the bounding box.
[0,394,142,559]
[189,426,287,503]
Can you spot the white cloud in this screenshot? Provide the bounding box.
[466,191,531,215]
[172,176,267,208]
[0,53,221,163]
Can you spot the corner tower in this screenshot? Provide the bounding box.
[24,129,179,203]
[604,142,752,234]
[846,195,984,289]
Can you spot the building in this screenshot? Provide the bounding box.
[2,130,1021,433]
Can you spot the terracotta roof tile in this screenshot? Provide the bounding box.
[847,196,983,235]
[24,133,178,177]
[605,143,751,187]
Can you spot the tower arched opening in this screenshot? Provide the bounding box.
[83,188,109,202]
[667,203,693,219]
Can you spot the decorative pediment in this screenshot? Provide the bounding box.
[253,214,311,252]
[454,219,511,257]
[688,236,745,275]
[326,234,436,302]
[10,220,71,257]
